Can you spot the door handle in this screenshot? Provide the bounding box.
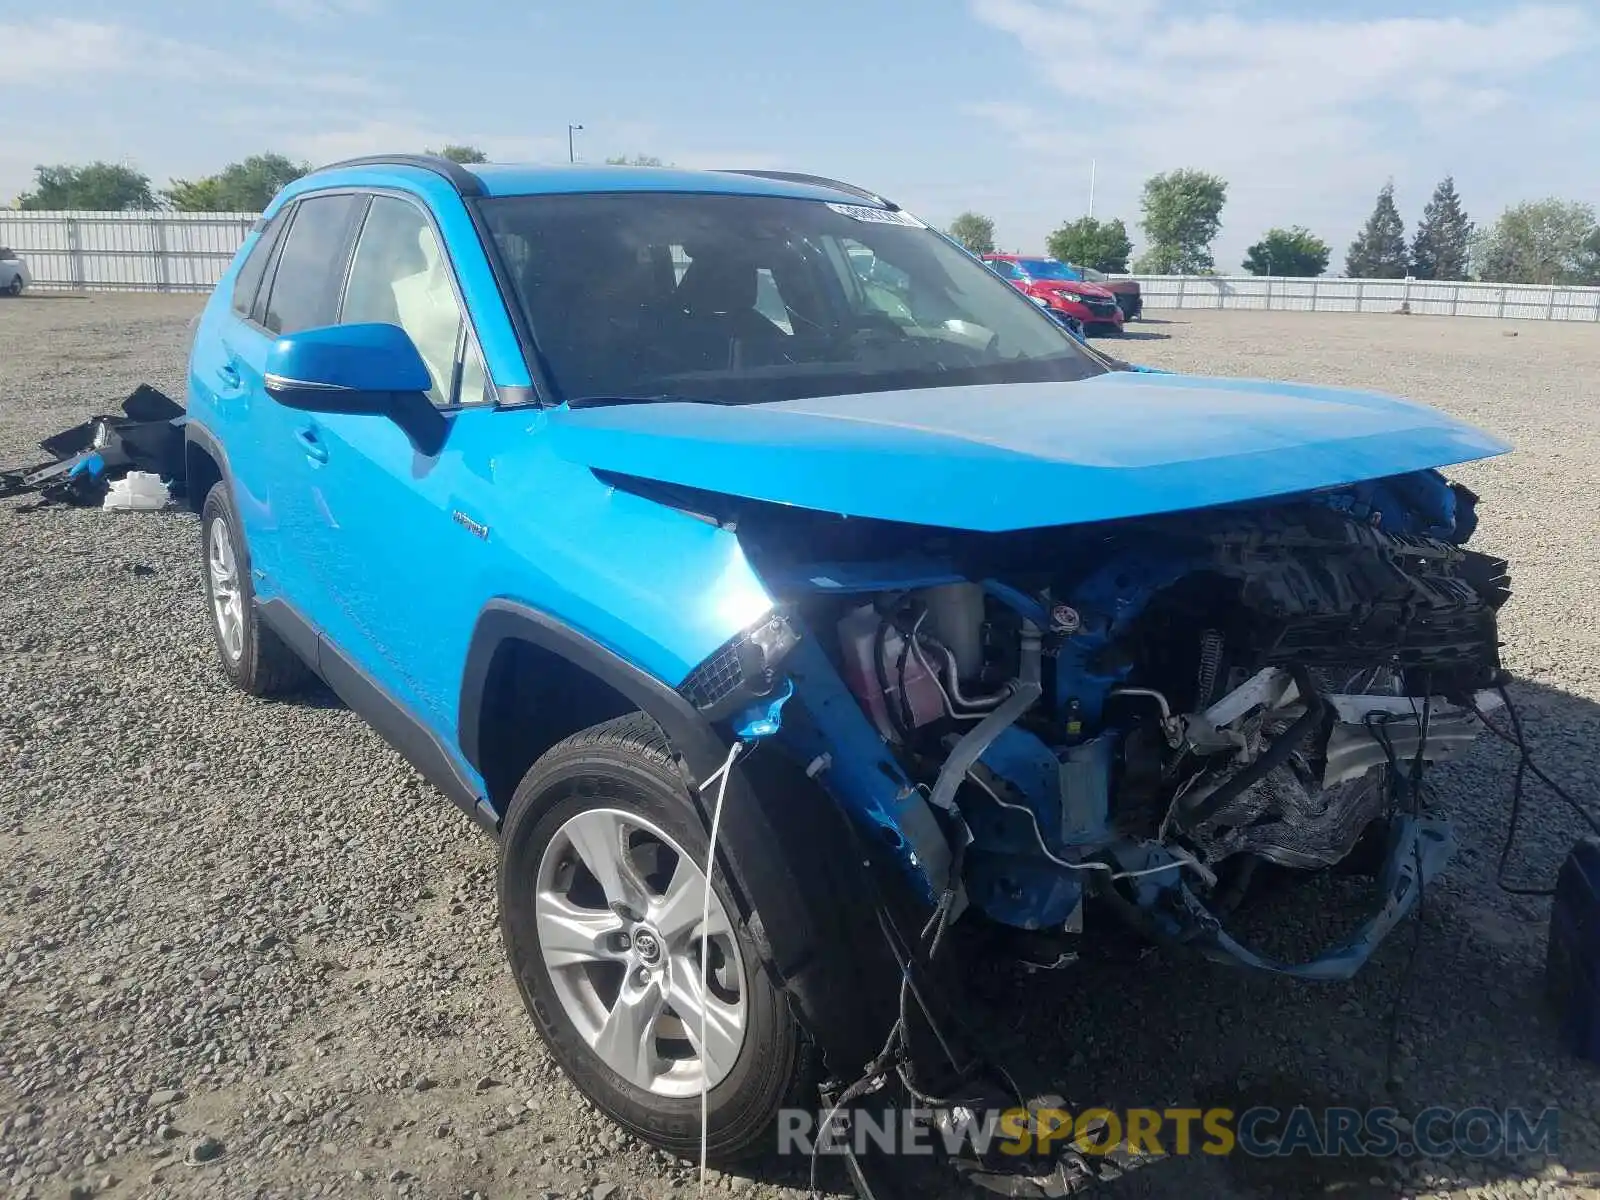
[295,426,329,464]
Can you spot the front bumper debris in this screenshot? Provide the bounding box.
[0,385,185,506]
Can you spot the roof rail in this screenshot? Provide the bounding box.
[716,170,899,212]
[311,154,485,198]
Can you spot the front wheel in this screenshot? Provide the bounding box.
[4,275,22,297]
[498,714,815,1162]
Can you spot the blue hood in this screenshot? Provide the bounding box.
[548,371,1510,533]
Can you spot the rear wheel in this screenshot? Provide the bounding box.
[498,714,814,1161]
[200,482,315,697]
[4,275,22,297]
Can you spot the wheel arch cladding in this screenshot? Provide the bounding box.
[185,438,223,515]
[467,631,638,814]
[457,599,905,1077]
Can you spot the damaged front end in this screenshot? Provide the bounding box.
[656,467,1511,982]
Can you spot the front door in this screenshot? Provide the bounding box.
[276,193,498,742]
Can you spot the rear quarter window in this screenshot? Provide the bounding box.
[231,216,287,319]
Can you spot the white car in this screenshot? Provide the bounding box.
[0,248,30,296]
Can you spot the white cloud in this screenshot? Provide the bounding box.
[1,19,134,83]
[967,0,1597,267]
[0,16,379,97]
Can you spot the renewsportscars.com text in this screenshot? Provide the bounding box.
[777,1105,1559,1160]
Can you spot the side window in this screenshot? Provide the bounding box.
[341,196,483,406]
[261,194,363,336]
[250,210,292,327]
[231,213,286,319]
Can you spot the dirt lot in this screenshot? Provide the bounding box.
[2,295,1599,1200]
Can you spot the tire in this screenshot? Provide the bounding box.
[499,713,815,1162]
[200,481,315,697]
[4,275,22,297]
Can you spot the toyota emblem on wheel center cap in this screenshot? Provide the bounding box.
[633,930,662,964]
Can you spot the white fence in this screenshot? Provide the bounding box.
[1123,274,1600,322]
[0,210,257,292]
[5,210,1600,322]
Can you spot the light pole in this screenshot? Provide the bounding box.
[567,124,584,164]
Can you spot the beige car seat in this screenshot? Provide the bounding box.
[390,226,462,400]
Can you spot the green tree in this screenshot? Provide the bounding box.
[946,211,997,255]
[164,154,310,212]
[1473,199,1600,285]
[1346,182,1409,278]
[1409,176,1472,281]
[429,144,488,164]
[1242,226,1330,276]
[605,154,666,167]
[1134,169,1227,273]
[1045,216,1132,273]
[19,162,154,210]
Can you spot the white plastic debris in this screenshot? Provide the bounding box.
[103,471,171,512]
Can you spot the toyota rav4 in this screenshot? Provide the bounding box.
[185,156,1513,1165]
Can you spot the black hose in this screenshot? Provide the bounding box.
[1090,869,1195,953]
[894,622,917,734]
[1181,668,1328,828]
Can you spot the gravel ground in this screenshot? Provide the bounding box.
[2,295,1599,1200]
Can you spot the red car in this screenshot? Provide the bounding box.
[982,254,1125,334]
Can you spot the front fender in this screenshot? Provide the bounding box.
[457,599,907,1077]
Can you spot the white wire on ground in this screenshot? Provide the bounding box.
[697,738,745,1197]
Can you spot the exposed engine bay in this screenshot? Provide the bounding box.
[669,465,1512,979]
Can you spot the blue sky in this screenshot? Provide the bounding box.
[3,0,1596,270]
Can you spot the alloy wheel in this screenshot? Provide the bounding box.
[534,807,747,1098]
[207,518,245,662]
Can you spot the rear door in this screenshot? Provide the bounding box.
[242,192,368,618]
[188,208,292,585]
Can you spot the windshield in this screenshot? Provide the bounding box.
[481,193,1103,406]
[1018,258,1082,281]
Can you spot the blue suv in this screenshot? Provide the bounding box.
[187,155,1512,1164]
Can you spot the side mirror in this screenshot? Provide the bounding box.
[264,323,448,456]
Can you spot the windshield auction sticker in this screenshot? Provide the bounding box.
[826,202,927,228]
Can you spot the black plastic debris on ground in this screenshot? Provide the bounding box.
[0,385,186,506]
